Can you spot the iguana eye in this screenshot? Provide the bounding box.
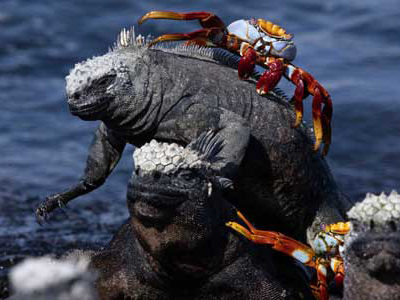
[179,170,196,181]
[95,75,116,88]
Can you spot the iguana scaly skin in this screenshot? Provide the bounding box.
[36,27,352,243]
[343,191,400,300]
[90,132,313,300]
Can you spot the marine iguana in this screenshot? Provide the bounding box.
[342,191,400,300]
[36,27,352,243]
[90,132,314,300]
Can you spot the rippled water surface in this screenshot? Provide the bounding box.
[0,0,399,296]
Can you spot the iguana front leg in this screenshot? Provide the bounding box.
[36,122,126,223]
[156,103,251,179]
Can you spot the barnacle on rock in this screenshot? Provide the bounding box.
[347,191,400,226]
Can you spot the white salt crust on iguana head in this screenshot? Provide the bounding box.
[347,190,400,226]
[66,29,150,100]
[133,140,210,175]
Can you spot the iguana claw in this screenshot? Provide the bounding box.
[35,202,49,225]
[35,194,66,224]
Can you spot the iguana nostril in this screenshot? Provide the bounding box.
[73,92,81,100]
[153,171,161,180]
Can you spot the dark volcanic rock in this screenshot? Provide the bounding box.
[344,191,400,300]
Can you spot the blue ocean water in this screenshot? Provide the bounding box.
[0,0,399,215]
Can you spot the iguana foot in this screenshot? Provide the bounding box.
[35,202,49,225]
[35,194,65,225]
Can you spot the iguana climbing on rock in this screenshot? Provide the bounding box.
[342,191,400,300]
[90,132,314,300]
[36,27,352,243]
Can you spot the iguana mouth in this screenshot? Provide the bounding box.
[68,96,111,118]
[127,179,202,223]
[129,181,189,209]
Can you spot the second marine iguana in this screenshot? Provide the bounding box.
[36,27,352,242]
[90,131,313,300]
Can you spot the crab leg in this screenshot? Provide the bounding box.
[226,211,317,268]
[238,45,257,80]
[139,11,226,29]
[311,259,329,300]
[256,58,285,95]
[138,11,228,48]
[144,28,225,47]
[285,64,333,155]
[227,211,335,300]
[330,256,345,287]
[238,45,285,93]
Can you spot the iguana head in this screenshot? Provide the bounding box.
[129,139,212,222]
[65,50,135,121]
[127,131,234,277]
[128,130,227,224]
[65,29,150,121]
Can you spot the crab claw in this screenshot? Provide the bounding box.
[238,45,257,80]
[256,59,284,95]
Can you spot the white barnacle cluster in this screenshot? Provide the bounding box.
[133,140,209,175]
[347,191,400,226]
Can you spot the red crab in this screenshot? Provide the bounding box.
[139,11,333,155]
[226,211,350,300]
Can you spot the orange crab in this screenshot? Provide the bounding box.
[139,11,333,155]
[226,211,350,300]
